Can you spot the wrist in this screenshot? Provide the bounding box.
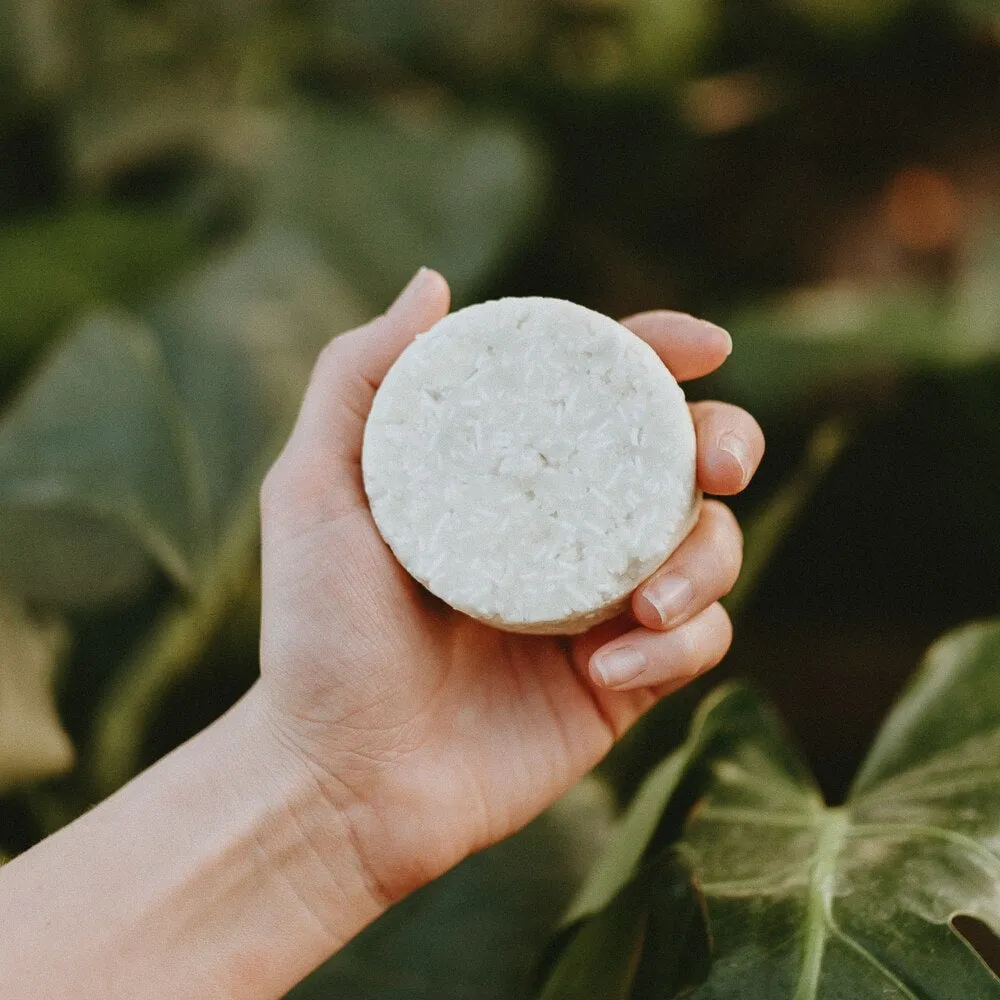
[222,684,391,947]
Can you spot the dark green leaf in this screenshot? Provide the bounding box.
[86,224,370,793]
[542,852,710,1000]
[720,259,1000,417]
[679,620,1000,997]
[563,683,763,925]
[144,222,370,538]
[0,223,368,611]
[539,873,650,1000]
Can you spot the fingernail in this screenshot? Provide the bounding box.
[676,314,732,355]
[698,319,732,355]
[640,574,693,627]
[388,267,432,316]
[718,432,750,487]
[716,325,733,356]
[591,646,647,688]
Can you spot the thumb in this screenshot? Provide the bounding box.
[285,268,451,467]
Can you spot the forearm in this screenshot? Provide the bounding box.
[0,684,384,999]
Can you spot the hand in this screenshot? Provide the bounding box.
[256,269,764,907]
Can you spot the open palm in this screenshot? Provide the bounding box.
[257,270,763,904]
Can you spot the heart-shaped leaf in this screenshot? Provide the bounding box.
[541,621,1000,998]
[680,620,1000,997]
[0,588,73,791]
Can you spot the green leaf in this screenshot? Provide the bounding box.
[0,208,200,397]
[0,223,369,612]
[86,224,370,793]
[540,852,710,1000]
[679,620,1000,997]
[0,587,74,791]
[144,222,370,537]
[0,309,210,606]
[720,259,1000,417]
[289,777,615,1000]
[563,683,761,926]
[538,687,773,1000]
[262,104,548,304]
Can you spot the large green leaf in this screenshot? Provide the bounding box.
[0,309,210,605]
[263,104,548,304]
[143,223,369,538]
[288,777,615,1000]
[680,620,1000,997]
[0,223,367,611]
[541,621,1000,998]
[0,587,73,791]
[85,224,369,793]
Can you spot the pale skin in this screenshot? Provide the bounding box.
[0,268,763,999]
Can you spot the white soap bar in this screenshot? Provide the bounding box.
[362,296,699,634]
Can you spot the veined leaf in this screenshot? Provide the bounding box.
[0,588,73,791]
[86,224,369,793]
[144,222,370,540]
[542,686,798,1000]
[0,223,368,612]
[680,620,1000,997]
[543,622,1000,998]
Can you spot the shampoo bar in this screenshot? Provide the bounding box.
[362,296,699,634]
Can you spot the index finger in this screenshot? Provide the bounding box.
[620,310,732,382]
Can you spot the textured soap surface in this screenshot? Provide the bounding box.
[361,296,698,634]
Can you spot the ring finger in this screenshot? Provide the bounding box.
[632,500,742,630]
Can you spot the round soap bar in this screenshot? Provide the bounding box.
[361,296,699,634]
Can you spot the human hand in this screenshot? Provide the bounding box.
[256,269,764,909]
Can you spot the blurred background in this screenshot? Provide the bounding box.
[1,0,1000,995]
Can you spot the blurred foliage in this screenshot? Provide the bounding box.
[0,587,72,791]
[1,0,1000,995]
